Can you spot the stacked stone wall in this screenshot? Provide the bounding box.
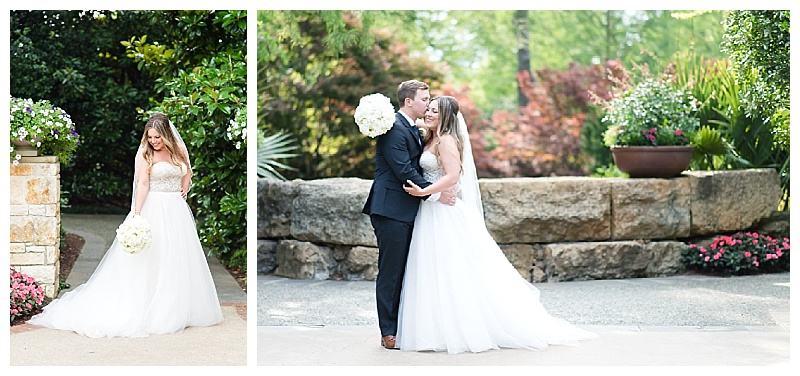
[257,169,783,282]
[10,156,61,297]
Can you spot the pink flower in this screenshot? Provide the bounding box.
[753,261,760,267]
[752,239,758,245]
[713,253,721,260]
[674,129,684,136]
[776,250,783,257]
[704,256,710,262]
[744,252,751,258]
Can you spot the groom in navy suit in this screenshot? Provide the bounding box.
[362,80,456,350]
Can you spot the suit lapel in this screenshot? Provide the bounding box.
[396,112,421,150]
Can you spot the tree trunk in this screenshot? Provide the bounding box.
[513,10,532,108]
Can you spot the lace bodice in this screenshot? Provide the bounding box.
[150,162,186,192]
[420,151,445,183]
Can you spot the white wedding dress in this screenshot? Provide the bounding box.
[29,162,223,338]
[397,151,598,354]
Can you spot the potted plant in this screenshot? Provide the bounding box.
[598,75,700,178]
[10,96,81,165]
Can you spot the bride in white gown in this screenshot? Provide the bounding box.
[28,113,223,338]
[400,96,597,354]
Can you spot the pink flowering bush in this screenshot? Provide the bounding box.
[10,267,45,323]
[684,232,790,275]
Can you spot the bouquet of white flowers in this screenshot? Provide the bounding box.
[116,215,152,254]
[354,93,395,138]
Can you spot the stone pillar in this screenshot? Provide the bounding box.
[10,156,61,298]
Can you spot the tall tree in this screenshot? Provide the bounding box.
[513,10,532,108]
[258,11,443,179]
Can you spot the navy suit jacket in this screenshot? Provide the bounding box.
[362,112,431,223]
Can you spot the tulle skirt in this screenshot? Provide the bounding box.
[28,191,223,338]
[397,198,598,354]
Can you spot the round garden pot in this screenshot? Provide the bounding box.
[610,145,694,178]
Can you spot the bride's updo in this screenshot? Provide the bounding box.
[140,112,189,172]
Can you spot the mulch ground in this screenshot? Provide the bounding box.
[11,232,248,327]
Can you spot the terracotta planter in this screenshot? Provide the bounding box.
[611,145,695,178]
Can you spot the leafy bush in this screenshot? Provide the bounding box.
[672,51,789,209]
[10,11,161,208]
[684,232,790,276]
[10,267,45,323]
[122,11,247,270]
[721,10,789,136]
[258,10,443,180]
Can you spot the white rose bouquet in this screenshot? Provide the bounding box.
[116,215,153,254]
[354,93,395,138]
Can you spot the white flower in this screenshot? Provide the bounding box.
[354,93,395,138]
[116,215,153,254]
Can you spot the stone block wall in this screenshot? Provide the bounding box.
[10,156,61,298]
[257,169,783,283]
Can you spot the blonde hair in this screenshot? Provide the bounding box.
[140,112,188,172]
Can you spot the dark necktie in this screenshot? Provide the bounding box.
[411,124,421,146]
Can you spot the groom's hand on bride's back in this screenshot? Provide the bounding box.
[438,186,457,206]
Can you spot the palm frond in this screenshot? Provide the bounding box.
[257,130,299,180]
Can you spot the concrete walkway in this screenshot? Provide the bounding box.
[257,272,792,367]
[10,213,247,366]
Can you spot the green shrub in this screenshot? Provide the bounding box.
[126,10,248,270]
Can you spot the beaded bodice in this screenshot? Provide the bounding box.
[150,162,186,192]
[420,151,445,183]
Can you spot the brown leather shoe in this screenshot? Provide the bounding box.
[381,335,398,350]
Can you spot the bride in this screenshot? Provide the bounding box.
[400,96,598,354]
[28,112,223,338]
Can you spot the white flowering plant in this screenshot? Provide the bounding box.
[226,105,247,150]
[10,96,81,164]
[354,93,395,138]
[599,77,699,147]
[116,215,153,254]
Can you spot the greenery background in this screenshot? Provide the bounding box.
[258,10,789,209]
[7,10,789,274]
[10,10,248,270]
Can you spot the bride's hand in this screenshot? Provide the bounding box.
[403,180,426,197]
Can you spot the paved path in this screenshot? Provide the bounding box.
[9,213,247,366]
[257,273,792,367]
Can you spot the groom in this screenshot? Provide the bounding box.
[362,80,456,350]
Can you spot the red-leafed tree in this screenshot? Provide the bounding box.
[465,61,624,177]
